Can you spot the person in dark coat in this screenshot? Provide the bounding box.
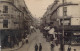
[39,43,42,51]
[67,45,71,51]
[51,43,54,51]
[35,44,38,51]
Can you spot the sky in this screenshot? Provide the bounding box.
[24,0,54,18]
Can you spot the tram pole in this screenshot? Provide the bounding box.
[62,0,65,51]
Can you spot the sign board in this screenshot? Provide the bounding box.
[61,20,70,25]
[71,18,80,25]
[73,32,80,35]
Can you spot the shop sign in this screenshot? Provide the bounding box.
[74,33,80,35]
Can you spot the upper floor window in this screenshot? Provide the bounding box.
[64,7,67,16]
[3,20,8,28]
[3,6,8,13]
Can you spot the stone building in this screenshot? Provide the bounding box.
[42,0,80,26]
[0,0,33,47]
[42,0,80,45]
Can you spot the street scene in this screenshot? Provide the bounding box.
[0,0,80,51]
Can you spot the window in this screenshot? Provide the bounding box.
[64,7,67,16]
[3,20,8,28]
[3,6,8,13]
[64,7,67,12]
[64,11,67,16]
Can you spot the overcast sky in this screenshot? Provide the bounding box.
[24,0,80,18]
[24,0,54,18]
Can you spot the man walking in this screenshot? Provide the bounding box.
[35,44,38,51]
[51,43,54,51]
[67,45,71,51]
[39,43,42,51]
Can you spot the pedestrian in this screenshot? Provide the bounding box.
[26,37,28,43]
[35,44,38,51]
[51,43,54,51]
[74,49,76,51]
[10,40,14,48]
[7,35,11,48]
[22,38,25,45]
[67,45,71,51]
[30,25,34,33]
[48,26,55,41]
[44,24,50,40]
[39,43,42,51]
[16,38,19,47]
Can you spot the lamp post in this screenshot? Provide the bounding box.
[61,0,65,51]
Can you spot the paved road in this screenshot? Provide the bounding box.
[15,29,80,51]
[1,29,80,51]
[16,29,51,51]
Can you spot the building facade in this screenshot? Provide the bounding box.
[0,0,34,47]
[42,0,80,45]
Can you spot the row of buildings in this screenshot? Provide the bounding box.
[41,0,80,26]
[41,0,80,45]
[0,0,35,47]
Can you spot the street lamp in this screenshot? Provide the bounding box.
[61,0,65,51]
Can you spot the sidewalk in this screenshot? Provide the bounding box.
[51,44,80,51]
[1,41,23,51]
[1,34,31,51]
[65,45,80,51]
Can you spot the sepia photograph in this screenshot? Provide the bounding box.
[0,0,80,51]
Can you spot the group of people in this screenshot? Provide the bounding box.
[40,23,58,51]
[42,24,57,42]
[22,33,29,45]
[35,43,42,51]
[21,25,37,45]
[30,25,36,34]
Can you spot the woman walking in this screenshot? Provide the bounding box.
[39,43,42,51]
[35,44,38,51]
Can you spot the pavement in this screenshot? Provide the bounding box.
[64,45,80,51]
[1,34,31,51]
[1,41,23,51]
[1,29,80,51]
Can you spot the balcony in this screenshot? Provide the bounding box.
[0,0,14,3]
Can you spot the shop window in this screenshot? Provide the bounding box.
[3,20,8,28]
[3,6,8,13]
